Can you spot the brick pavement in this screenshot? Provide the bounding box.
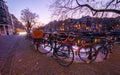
[8,35,120,75]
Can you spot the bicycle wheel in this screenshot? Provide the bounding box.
[78,44,97,63]
[97,46,109,60]
[38,40,52,54]
[55,44,74,67]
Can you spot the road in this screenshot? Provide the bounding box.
[0,35,20,75]
[0,35,120,75]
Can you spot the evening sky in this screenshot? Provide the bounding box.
[6,0,52,24]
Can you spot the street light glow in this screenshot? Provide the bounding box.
[18,32,27,35]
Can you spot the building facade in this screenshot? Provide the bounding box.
[0,0,13,35]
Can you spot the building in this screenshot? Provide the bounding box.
[11,14,25,33]
[0,0,13,35]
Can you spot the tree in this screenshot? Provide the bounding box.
[50,0,120,20]
[21,8,39,32]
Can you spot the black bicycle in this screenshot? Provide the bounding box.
[38,32,75,67]
[95,37,114,60]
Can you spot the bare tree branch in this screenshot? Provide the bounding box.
[50,0,120,20]
[76,0,120,14]
[21,8,39,31]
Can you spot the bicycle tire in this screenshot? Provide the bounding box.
[55,44,74,67]
[78,44,97,63]
[97,46,109,60]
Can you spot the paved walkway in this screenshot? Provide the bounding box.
[1,35,120,75]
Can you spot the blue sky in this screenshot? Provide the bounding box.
[6,0,52,24]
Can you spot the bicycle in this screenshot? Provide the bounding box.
[38,32,75,67]
[73,36,97,63]
[38,32,54,54]
[95,37,114,60]
[55,32,75,67]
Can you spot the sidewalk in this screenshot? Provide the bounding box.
[8,36,120,75]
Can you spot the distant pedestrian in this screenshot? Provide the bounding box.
[6,30,9,35]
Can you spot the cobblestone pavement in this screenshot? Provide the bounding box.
[1,35,120,75]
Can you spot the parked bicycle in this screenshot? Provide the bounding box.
[94,37,114,60]
[38,32,75,67]
[73,35,97,63]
